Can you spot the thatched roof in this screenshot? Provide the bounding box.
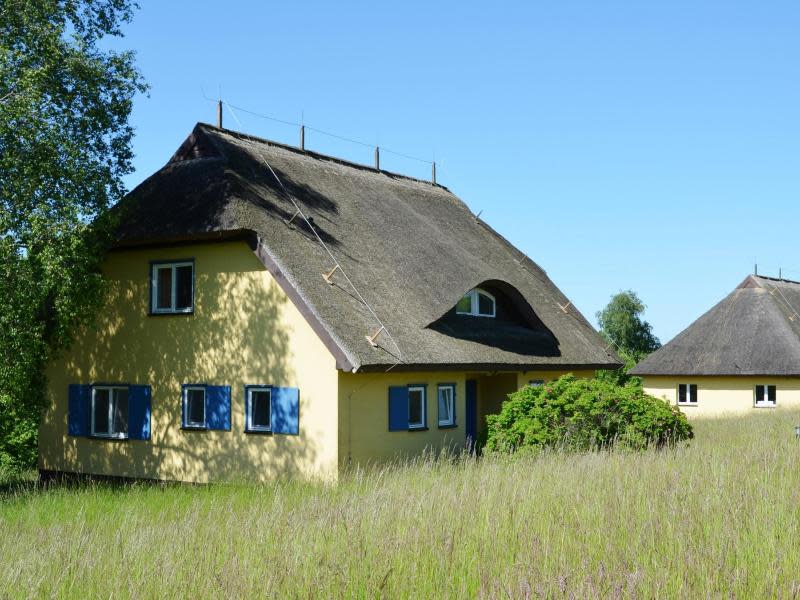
[116,123,620,373]
[631,275,800,376]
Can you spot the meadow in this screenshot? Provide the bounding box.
[2,411,800,598]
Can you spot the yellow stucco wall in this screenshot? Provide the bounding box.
[338,369,598,467]
[41,241,339,483]
[643,376,800,417]
[338,371,469,467]
[515,370,596,391]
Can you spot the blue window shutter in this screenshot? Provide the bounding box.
[67,384,90,436]
[388,386,409,431]
[206,386,231,431]
[128,385,152,440]
[272,387,300,435]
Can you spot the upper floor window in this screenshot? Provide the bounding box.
[151,260,194,314]
[456,288,496,317]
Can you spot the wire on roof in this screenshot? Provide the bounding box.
[224,102,404,368]
[222,101,434,165]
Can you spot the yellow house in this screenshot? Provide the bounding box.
[40,123,620,482]
[631,274,800,417]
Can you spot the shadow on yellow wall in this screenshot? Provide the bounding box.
[43,242,333,482]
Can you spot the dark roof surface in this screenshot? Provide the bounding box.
[631,275,800,376]
[116,123,620,372]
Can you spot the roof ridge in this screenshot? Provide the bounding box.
[196,122,452,193]
[754,273,800,286]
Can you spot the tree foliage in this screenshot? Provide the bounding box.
[596,289,660,377]
[485,375,693,454]
[0,0,145,472]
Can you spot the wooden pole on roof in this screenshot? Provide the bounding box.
[300,125,305,150]
[432,161,437,184]
[217,100,223,128]
[375,146,380,170]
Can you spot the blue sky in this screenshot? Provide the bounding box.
[117,1,800,343]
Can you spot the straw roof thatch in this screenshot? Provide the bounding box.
[631,275,800,376]
[115,124,620,373]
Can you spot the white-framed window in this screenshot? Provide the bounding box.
[754,384,777,408]
[437,384,455,427]
[151,261,194,314]
[456,287,496,317]
[408,385,427,429]
[91,386,129,438]
[246,387,272,432]
[677,384,697,405]
[529,380,545,387]
[183,386,207,428]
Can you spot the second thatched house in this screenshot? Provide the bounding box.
[631,274,800,417]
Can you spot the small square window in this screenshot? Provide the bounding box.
[438,384,455,427]
[246,387,272,432]
[184,387,206,428]
[529,380,545,387]
[91,386,129,438]
[677,384,697,405]
[755,384,776,408]
[151,261,194,314]
[408,385,426,429]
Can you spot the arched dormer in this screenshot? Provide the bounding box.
[456,287,496,318]
[427,280,559,355]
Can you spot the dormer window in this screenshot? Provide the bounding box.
[456,288,496,317]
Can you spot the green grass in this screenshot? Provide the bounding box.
[3,412,800,598]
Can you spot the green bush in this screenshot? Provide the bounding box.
[485,374,693,453]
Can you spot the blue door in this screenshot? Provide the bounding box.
[465,379,477,449]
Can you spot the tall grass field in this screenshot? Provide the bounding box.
[2,411,800,598]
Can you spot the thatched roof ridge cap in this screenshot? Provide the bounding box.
[194,122,452,193]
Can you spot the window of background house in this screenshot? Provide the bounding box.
[438,384,455,427]
[408,385,426,429]
[678,384,697,405]
[91,386,129,438]
[246,387,272,432]
[151,261,194,314]
[754,384,777,408]
[456,288,496,317]
[529,380,545,387]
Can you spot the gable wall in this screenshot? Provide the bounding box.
[643,375,800,417]
[41,241,339,482]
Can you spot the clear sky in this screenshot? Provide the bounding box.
[116,1,800,344]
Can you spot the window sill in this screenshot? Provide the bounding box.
[88,434,129,441]
[181,425,208,431]
[244,429,273,435]
[677,403,697,407]
[438,423,457,429]
[149,310,194,317]
[754,405,777,409]
[408,426,429,432]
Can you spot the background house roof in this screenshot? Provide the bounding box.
[631,275,800,376]
[116,123,620,372]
